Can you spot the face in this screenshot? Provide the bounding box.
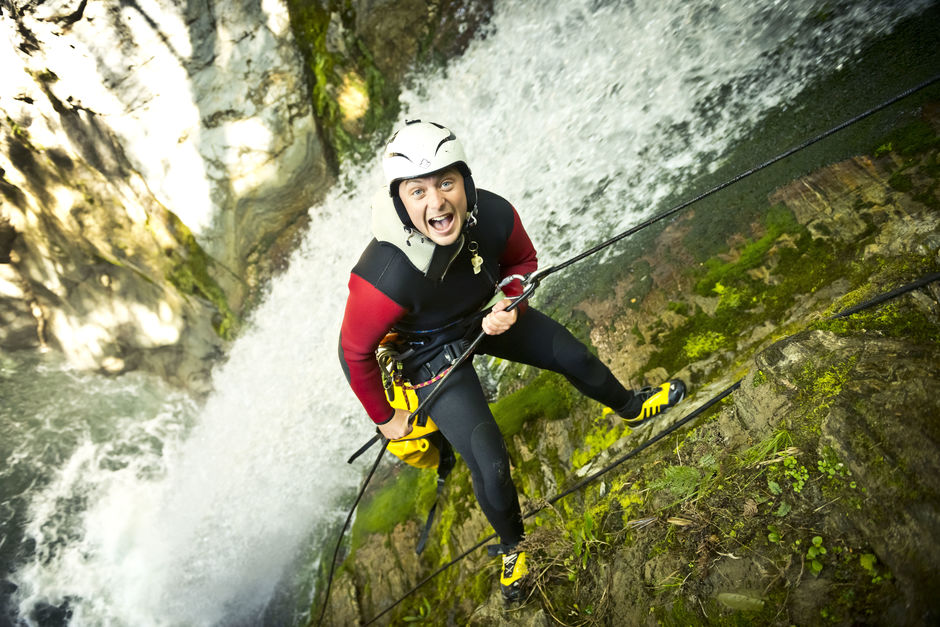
[398,167,468,246]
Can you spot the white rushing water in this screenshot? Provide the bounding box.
[6,0,931,624]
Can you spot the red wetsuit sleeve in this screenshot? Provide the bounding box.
[499,206,539,300]
[339,273,407,424]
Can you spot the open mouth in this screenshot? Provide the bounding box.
[428,214,455,233]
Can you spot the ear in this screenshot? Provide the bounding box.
[462,173,477,209]
[390,182,417,229]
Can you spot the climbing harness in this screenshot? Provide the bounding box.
[315,74,940,625]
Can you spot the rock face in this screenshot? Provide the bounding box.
[0,0,328,386]
[5,0,330,292]
[753,330,940,623]
[283,0,494,163]
[0,64,224,388]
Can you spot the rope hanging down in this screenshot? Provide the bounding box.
[316,75,940,623]
[315,437,389,627]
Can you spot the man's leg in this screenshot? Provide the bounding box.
[479,307,634,410]
[415,362,525,547]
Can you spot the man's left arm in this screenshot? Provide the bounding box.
[483,206,538,335]
[497,206,538,299]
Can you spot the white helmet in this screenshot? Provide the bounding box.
[383,120,469,185]
[382,121,477,226]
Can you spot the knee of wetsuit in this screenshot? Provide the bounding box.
[470,421,515,511]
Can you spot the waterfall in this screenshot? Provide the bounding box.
[4,0,930,624]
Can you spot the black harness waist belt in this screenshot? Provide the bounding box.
[403,337,473,384]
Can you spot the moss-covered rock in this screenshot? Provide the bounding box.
[285,0,495,166]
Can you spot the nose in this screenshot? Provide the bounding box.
[425,186,445,211]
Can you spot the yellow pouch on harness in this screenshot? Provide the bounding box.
[385,381,442,470]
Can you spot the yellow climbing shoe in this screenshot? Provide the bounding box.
[620,380,686,426]
[500,550,528,603]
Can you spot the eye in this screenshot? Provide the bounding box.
[409,187,425,199]
[440,179,454,191]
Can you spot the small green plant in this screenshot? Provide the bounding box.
[817,457,849,480]
[574,510,597,568]
[752,369,767,387]
[807,536,827,576]
[566,510,603,578]
[873,141,893,157]
[860,553,884,584]
[783,455,809,493]
[767,524,782,544]
[650,465,702,502]
[631,321,646,345]
[713,281,749,310]
[740,429,792,467]
[402,597,431,622]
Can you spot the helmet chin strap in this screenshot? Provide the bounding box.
[462,171,479,230]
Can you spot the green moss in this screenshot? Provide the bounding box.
[639,203,827,376]
[490,370,575,437]
[163,213,240,340]
[872,118,940,157]
[695,204,799,295]
[284,1,400,167]
[570,414,628,469]
[657,595,762,626]
[888,170,914,193]
[350,465,436,547]
[683,330,729,360]
[821,299,940,345]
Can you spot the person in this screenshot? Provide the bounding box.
[338,120,686,602]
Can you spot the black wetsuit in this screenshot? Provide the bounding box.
[339,189,634,545]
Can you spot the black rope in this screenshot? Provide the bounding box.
[320,75,940,622]
[315,437,389,626]
[829,271,940,319]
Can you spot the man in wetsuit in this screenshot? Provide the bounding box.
[338,120,686,602]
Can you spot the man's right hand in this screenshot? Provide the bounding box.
[378,407,414,441]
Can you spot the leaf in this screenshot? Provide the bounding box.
[860,553,877,572]
[716,592,765,612]
[768,480,782,495]
[774,501,792,517]
[667,516,694,526]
